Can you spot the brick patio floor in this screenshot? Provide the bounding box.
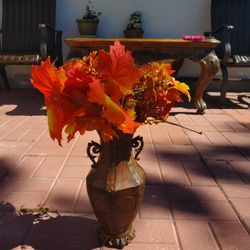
[0,89,250,249]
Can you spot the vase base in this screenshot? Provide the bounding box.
[98,227,135,249]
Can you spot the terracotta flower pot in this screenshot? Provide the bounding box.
[76,18,99,35]
[123,28,144,38]
[86,131,145,248]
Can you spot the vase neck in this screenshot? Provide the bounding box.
[99,132,133,166]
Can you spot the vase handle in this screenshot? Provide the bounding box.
[132,135,144,160]
[87,141,102,168]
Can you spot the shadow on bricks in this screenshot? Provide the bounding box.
[0,202,101,250]
[0,89,46,116]
[143,184,210,218]
[0,158,11,182]
[204,92,250,109]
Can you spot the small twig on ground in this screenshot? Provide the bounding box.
[145,117,203,134]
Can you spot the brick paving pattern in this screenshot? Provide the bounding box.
[0,89,250,249]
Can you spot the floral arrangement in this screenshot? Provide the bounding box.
[124,11,144,38]
[31,41,190,145]
[125,11,143,31]
[82,0,101,19]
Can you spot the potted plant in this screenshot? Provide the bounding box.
[124,11,144,38]
[76,0,101,36]
[31,41,190,248]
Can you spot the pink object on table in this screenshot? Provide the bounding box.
[182,35,205,41]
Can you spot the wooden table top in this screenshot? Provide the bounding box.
[64,38,220,50]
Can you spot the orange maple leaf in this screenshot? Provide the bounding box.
[31,58,76,145]
[87,80,141,134]
[97,40,141,102]
[31,58,66,99]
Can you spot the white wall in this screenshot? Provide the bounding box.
[57,0,211,39]
[56,0,211,77]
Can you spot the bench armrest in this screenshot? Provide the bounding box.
[204,25,234,64]
[39,23,63,66]
[204,25,234,38]
[0,29,2,50]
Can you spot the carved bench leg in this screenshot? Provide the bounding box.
[220,64,229,104]
[195,51,220,113]
[0,64,10,90]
